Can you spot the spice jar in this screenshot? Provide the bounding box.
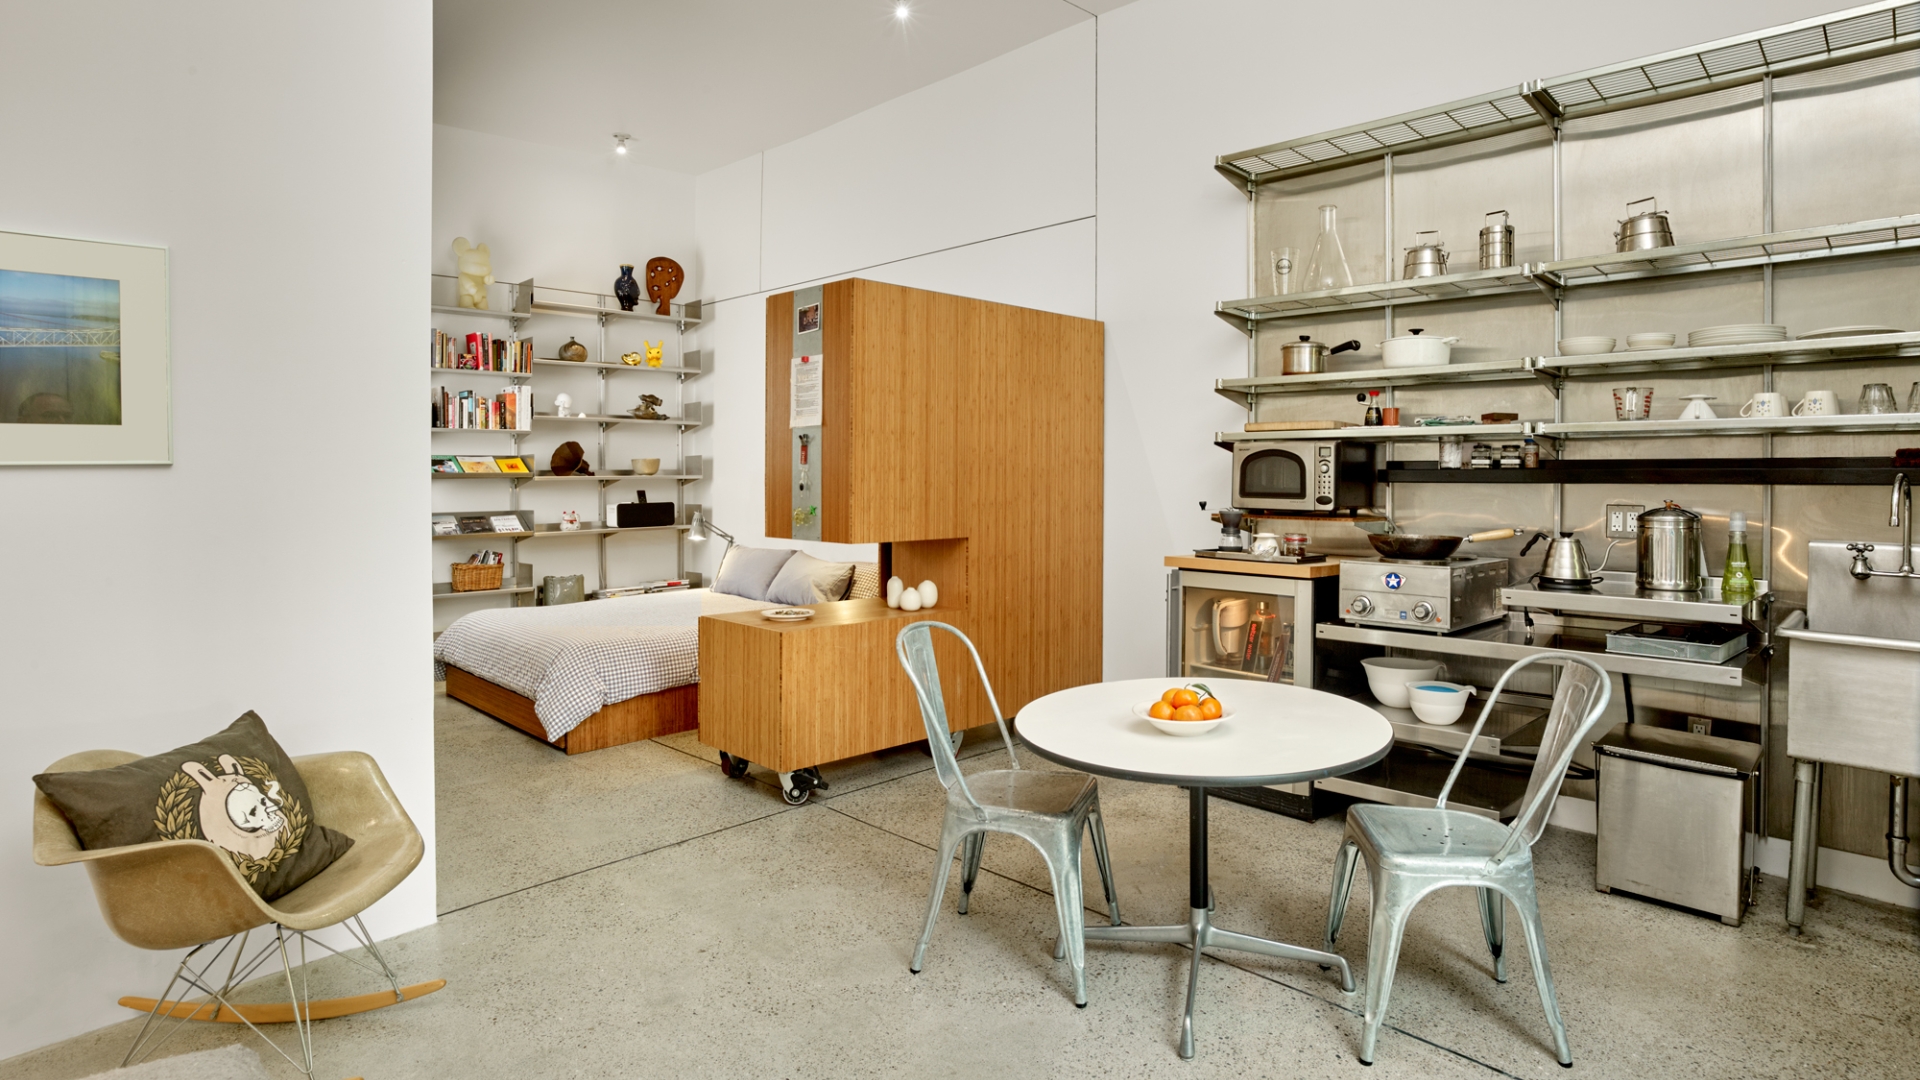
[1499,443,1523,468]
[1522,436,1540,469]
[1438,435,1465,469]
[1282,533,1310,558]
[1469,442,1494,468]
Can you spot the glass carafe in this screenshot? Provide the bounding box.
[1303,204,1354,291]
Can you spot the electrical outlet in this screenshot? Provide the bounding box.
[1606,502,1645,539]
[1687,716,1714,736]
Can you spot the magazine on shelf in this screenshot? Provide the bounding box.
[455,517,492,534]
[456,456,499,473]
[431,456,463,474]
[494,456,530,474]
[487,514,524,533]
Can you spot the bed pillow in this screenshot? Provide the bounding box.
[32,712,356,902]
[766,552,856,605]
[847,562,882,600]
[712,545,797,601]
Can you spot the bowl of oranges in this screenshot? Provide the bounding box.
[1134,684,1231,737]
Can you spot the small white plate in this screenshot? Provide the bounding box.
[761,607,816,621]
[1798,325,1905,340]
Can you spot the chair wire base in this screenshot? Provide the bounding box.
[122,915,402,1077]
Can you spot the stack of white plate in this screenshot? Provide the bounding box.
[1688,324,1789,347]
[1798,325,1904,340]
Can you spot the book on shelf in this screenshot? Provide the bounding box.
[432,384,532,431]
[431,456,463,473]
[456,456,499,473]
[494,456,530,474]
[431,519,458,535]
[455,517,492,534]
[430,328,531,373]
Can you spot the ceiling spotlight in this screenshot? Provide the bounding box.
[894,2,910,21]
[613,132,631,155]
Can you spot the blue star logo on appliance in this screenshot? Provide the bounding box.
[1384,572,1404,590]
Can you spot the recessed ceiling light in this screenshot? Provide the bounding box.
[613,132,631,155]
[894,2,910,21]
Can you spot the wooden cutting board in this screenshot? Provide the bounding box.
[1244,420,1357,431]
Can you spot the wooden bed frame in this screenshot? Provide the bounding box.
[444,665,698,755]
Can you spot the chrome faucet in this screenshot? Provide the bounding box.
[1847,472,1916,579]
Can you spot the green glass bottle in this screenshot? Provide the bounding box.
[1722,510,1755,601]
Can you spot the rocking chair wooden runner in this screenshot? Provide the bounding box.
[33,749,442,1076]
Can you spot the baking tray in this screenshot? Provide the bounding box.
[1193,548,1328,564]
[1604,622,1750,664]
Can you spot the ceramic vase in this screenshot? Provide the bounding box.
[614,264,640,311]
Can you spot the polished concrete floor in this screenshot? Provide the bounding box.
[7,685,1919,1079]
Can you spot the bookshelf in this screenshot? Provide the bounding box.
[430,274,707,623]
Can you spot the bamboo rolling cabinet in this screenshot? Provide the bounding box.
[698,278,1104,777]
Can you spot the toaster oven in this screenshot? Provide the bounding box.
[1231,440,1376,513]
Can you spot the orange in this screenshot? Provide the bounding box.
[1170,688,1200,709]
[1173,704,1204,722]
[1198,697,1223,720]
[1160,687,1182,705]
[1148,701,1175,720]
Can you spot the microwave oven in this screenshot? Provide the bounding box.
[1230,440,1376,513]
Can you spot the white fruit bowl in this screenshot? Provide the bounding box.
[1133,700,1232,737]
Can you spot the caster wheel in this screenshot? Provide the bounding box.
[782,785,811,806]
[718,752,750,780]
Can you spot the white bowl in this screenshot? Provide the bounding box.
[1133,700,1235,723]
[1625,333,1676,350]
[1557,336,1617,356]
[1362,657,1443,709]
[1148,715,1225,737]
[1407,681,1475,725]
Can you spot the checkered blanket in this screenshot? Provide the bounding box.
[433,588,775,741]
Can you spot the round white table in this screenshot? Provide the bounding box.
[1016,677,1393,1059]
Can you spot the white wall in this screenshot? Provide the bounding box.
[688,23,1097,577]
[0,0,432,1058]
[431,127,700,614]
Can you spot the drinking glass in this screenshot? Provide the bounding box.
[1269,248,1298,296]
[1860,383,1897,415]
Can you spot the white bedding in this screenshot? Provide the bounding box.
[433,588,774,741]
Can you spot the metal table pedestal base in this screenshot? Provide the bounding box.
[1083,788,1355,1059]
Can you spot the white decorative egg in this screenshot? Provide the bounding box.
[886,576,904,608]
[900,587,922,612]
[918,580,938,609]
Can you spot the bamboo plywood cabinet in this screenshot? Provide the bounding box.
[758,279,1103,735]
[697,600,983,772]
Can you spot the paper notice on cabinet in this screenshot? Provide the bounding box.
[790,354,822,428]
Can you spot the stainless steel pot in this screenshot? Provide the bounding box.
[1279,334,1360,375]
[1479,210,1514,269]
[1638,501,1707,592]
[1615,197,1674,252]
[1402,231,1449,278]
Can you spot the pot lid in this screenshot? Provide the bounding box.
[1383,328,1459,343]
[1639,501,1701,528]
[1285,334,1327,348]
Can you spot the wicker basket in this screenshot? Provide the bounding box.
[450,562,504,592]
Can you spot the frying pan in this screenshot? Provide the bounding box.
[1364,527,1517,561]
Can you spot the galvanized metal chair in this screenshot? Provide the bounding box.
[896,621,1121,1007]
[1323,652,1612,1067]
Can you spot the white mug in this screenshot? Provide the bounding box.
[1793,390,1839,417]
[1741,392,1787,418]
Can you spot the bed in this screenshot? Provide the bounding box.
[436,563,880,754]
[435,588,780,753]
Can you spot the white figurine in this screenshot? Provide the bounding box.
[900,586,923,612]
[886,576,904,608]
[554,392,573,418]
[452,237,494,310]
[918,580,938,609]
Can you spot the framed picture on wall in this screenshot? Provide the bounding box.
[0,230,170,465]
[796,302,820,334]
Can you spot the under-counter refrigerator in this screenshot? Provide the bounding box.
[1165,559,1340,817]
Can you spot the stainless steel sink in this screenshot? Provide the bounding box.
[1782,542,1920,776]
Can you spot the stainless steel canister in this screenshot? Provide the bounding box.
[1614,197,1674,252]
[1479,210,1514,269]
[1402,231,1449,278]
[1637,501,1706,592]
